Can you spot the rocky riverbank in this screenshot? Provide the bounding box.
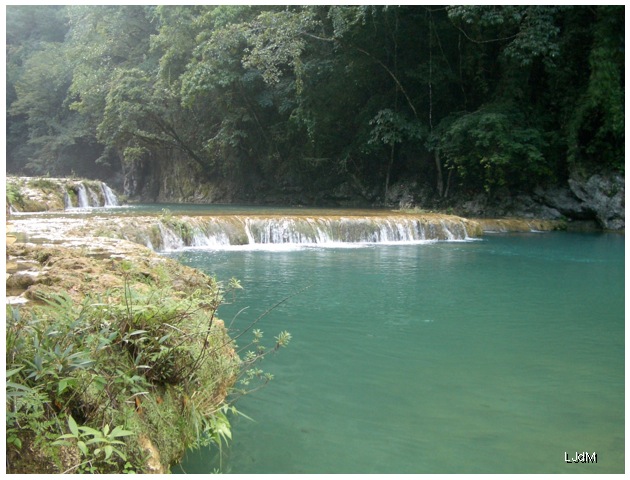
[6,233,241,473]
[7,173,624,232]
[447,170,625,231]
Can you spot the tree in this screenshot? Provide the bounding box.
[433,104,549,195]
[6,6,72,174]
[368,109,425,198]
[565,6,624,172]
[5,5,624,204]
[9,43,76,175]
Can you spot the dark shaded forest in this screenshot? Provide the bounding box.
[6,5,624,207]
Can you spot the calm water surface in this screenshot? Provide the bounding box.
[167,232,624,474]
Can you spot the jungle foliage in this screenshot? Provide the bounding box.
[6,6,625,200]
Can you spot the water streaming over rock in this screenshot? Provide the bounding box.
[65,181,121,209]
[146,215,480,251]
[63,191,73,210]
[76,183,90,208]
[101,183,120,207]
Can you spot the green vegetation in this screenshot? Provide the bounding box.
[6,248,290,473]
[6,182,24,207]
[5,6,624,203]
[6,177,64,212]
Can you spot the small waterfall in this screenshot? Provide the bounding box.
[101,183,119,207]
[87,186,100,207]
[64,191,73,209]
[64,181,121,210]
[157,223,187,251]
[440,221,455,241]
[76,184,90,208]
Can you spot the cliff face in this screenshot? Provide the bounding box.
[453,171,624,231]
[532,171,625,230]
[567,172,625,230]
[122,150,242,204]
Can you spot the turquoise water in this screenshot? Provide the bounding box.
[167,232,624,474]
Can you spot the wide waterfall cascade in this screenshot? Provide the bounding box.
[147,214,481,251]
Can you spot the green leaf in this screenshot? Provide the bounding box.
[52,439,71,447]
[104,445,113,460]
[58,377,76,395]
[110,426,134,438]
[77,440,88,456]
[68,416,79,437]
[6,366,24,378]
[6,381,34,395]
[114,447,127,461]
[108,439,127,446]
[85,437,107,445]
[78,425,102,437]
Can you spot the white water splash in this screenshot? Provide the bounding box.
[152,215,478,252]
[65,181,122,210]
[64,191,73,209]
[76,184,90,208]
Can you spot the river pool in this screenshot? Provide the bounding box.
[166,231,624,474]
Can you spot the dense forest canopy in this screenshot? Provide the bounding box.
[6,5,624,204]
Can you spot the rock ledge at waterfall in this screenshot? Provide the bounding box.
[7,176,121,212]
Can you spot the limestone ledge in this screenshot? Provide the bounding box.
[473,218,566,233]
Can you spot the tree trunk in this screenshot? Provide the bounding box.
[444,168,453,199]
[385,143,395,201]
[435,150,444,198]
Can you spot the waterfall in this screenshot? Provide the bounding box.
[76,184,90,208]
[64,191,73,209]
[157,223,186,251]
[65,181,121,210]
[87,186,100,207]
[101,183,119,206]
[140,215,480,251]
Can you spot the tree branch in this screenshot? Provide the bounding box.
[299,29,418,118]
[351,44,418,119]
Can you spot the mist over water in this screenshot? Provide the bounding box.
[168,232,623,474]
